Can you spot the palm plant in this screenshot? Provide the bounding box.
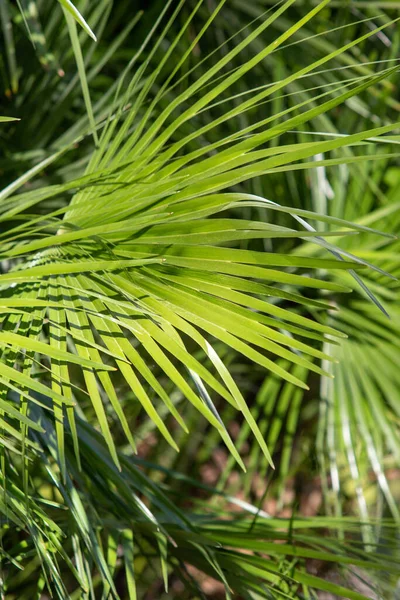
[0,0,400,598]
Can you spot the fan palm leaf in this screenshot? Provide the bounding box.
[1,1,400,597]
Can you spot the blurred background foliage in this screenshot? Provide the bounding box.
[1,0,400,598]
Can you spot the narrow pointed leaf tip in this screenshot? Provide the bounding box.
[58,0,97,41]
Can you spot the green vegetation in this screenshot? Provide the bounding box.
[0,1,399,598]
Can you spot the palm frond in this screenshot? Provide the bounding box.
[1,1,400,597]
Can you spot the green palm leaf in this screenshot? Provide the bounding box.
[1,1,400,597]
